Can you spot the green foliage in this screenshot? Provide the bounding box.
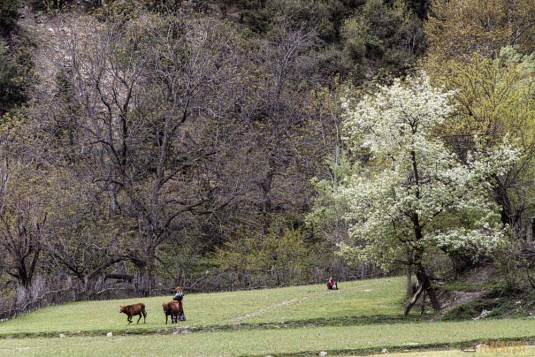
[306,150,352,246]
[330,75,518,273]
[424,7,535,286]
[215,224,320,284]
[0,0,19,35]
[269,0,340,41]
[340,0,425,82]
[240,0,362,40]
[97,0,144,21]
[0,41,25,116]
[406,0,428,18]
[441,301,493,321]
[155,225,216,283]
[3,0,532,313]
[427,48,535,149]
[241,6,271,33]
[235,0,426,85]
[425,47,535,257]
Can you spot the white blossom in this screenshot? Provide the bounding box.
[334,74,519,267]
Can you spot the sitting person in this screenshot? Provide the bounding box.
[327,277,338,290]
[173,285,184,301]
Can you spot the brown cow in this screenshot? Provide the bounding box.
[162,301,181,324]
[119,303,147,324]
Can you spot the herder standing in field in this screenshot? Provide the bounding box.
[173,286,186,321]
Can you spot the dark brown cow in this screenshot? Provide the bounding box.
[119,303,147,324]
[162,301,181,324]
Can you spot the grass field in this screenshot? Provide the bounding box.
[0,277,407,336]
[0,276,533,356]
[367,347,535,357]
[0,319,534,356]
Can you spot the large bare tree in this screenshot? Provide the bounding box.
[52,13,249,293]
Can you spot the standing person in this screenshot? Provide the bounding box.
[327,277,338,290]
[173,286,186,321]
[173,285,184,301]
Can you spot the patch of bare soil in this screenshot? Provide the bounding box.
[440,290,483,312]
[432,266,499,320]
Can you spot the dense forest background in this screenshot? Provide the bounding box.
[0,0,533,317]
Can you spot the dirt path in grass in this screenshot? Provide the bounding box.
[230,295,314,322]
[230,289,343,323]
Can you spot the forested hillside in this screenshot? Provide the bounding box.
[0,0,533,317]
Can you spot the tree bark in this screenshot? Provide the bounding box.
[406,266,413,298]
[404,267,441,315]
[404,283,424,316]
[417,268,441,311]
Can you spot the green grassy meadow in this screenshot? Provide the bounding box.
[367,347,535,357]
[0,277,406,335]
[0,277,533,356]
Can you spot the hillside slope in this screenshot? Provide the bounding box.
[0,277,533,356]
[0,277,405,336]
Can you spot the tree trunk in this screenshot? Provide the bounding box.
[420,291,427,315]
[138,261,156,297]
[406,266,413,298]
[493,175,521,237]
[417,268,440,311]
[403,283,424,316]
[404,267,441,315]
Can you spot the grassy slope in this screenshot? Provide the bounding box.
[0,277,405,335]
[0,276,533,356]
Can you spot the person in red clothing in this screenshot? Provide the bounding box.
[327,277,338,290]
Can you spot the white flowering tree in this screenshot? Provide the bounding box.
[334,75,519,315]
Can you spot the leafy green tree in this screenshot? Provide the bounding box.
[216,224,319,287]
[318,75,519,314]
[425,48,535,236]
[307,150,352,249]
[424,47,535,289]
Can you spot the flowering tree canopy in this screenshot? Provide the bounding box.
[332,75,519,314]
